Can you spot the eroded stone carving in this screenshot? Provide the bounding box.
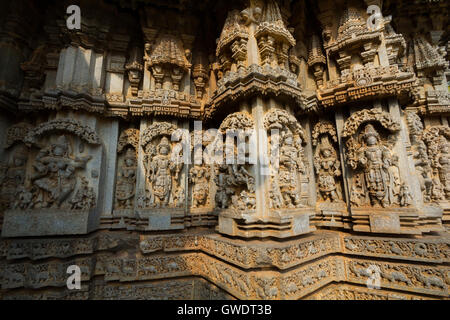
[264,109,307,209]
[213,112,256,211]
[312,121,343,203]
[140,122,184,208]
[343,110,403,207]
[30,135,93,209]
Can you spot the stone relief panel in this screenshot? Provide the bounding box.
[1,118,102,237]
[264,108,308,210]
[189,130,215,212]
[213,112,256,213]
[139,122,185,209]
[312,121,344,205]
[0,122,33,211]
[22,119,99,210]
[114,128,139,211]
[422,125,450,203]
[342,109,410,208]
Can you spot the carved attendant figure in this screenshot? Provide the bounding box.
[115,148,137,209]
[315,138,341,202]
[357,124,392,207]
[189,165,210,208]
[279,131,304,208]
[436,139,449,198]
[0,145,28,208]
[148,136,175,207]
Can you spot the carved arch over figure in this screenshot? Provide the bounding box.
[263,108,306,143]
[117,128,140,155]
[312,121,338,146]
[24,119,101,146]
[219,111,254,133]
[342,109,400,139]
[141,122,178,151]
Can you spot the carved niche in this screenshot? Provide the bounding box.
[114,128,139,210]
[0,122,33,211]
[342,109,411,208]
[21,119,100,210]
[213,112,256,212]
[405,112,433,202]
[422,126,450,202]
[188,130,215,211]
[312,121,343,204]
[264,109,308,210]
[139,122,185,209]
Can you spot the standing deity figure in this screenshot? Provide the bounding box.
[436,139,449,198]
[189,165,210,208]
[356,124,393,207]
[315,138,341,202]
[31,135,91,209]
[148,136,175,207]
[278,131,305,208]
[115,148,137,209]
[0,145,28,208]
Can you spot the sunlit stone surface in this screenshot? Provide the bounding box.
[0,0,449,300]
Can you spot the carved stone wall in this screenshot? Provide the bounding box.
[0,0,448,300]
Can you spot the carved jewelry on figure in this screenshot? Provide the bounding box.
[141,122,185,208]
[115,129,139,210]
[31,135,92,209]
[342,110,406,208]
[264,108,307,209]
[213,112,256,211]
[312,121,343,203]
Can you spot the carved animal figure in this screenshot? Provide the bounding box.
[413,271,446,289]
[302,275,314,286]
[381,268,412,286]
[142,265,157,273]
[286,282,298,294]
[389,241,403,255]
[264,284,278,298]
[414,243,427,256]
[317,270,327,279]
[349,263,372,277]
[166,262,179,272]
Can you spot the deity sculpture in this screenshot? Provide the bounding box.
[314,138,342,202]
[413,141,433,202]
[0,145,29,209]
[278,131,305,208]
[435,138,449,198]
[214,164,234,209]
[31,135,91,209]
[115,148,137,209]
[355,124,393,207]
[189,165,210,208]
[147,136,177,207]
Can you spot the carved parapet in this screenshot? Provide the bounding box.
[318,65,417,108]
[109,89,201,119]
[416,90,450,116]
[206,64,315,120]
